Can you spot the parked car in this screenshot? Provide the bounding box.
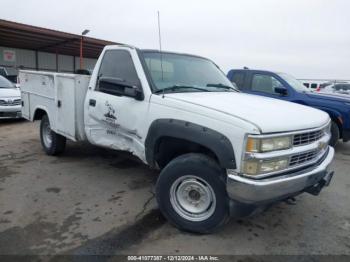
[19,46,334,233]
[302,81,322,89]
[318,83,350,95]
[0,75,21,119]
[227,68,350,146]
[0,66,18,84]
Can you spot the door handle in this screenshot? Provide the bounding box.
[89,99,96,107]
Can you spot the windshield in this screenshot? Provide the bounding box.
[278,73,309,92]
[0,76,15,88]
[142,51,236,93]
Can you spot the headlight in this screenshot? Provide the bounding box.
[246,136,292,153]
[243,158,289,176]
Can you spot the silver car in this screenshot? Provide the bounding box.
[319,82,350,95]
[0,75,21,119]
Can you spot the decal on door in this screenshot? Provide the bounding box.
[102,101,119,135]
[104,101,117,120]
[101,100,142,139]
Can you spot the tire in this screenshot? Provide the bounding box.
[155,153,229,233]
[329,120,340,147]
[40,114,66,155]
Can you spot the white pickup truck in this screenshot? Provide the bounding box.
[19,45,335,233]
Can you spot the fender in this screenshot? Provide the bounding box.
[145,119,236,169]
[311,106,343,126]
[32,106,54,127]
[29,105,51,121]
[310,105,342,120]
[293,103,342,123]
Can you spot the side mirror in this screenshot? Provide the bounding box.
[98,77,144,101]
[274,86,288,96]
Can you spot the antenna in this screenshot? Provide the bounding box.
[157,11,164,83]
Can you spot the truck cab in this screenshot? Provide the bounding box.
[227,69,350,146]
[20,46,335,233]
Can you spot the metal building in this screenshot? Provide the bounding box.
[0,19,119,77]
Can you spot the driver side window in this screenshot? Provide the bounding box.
[97,50,139,91]
[251,74,283,94]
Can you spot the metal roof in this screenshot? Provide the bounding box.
[0,19,119,58]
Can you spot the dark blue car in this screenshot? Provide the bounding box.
[227,69,350,146]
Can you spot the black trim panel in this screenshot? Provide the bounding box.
[145,119,236,169]
[342,129,350,142]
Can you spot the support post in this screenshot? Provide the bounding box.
[80,36,84,69]
[56,50,59,72]
[35,50,39,71]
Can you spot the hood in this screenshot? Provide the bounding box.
[165,92,329,133]
[0,88,20,98]
[306,91,350,103]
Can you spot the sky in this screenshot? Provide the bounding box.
[1,0,349,79]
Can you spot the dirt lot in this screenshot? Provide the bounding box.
[0,119,350,256]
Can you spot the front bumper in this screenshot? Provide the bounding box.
[226,146,334,205]
[0,105,22,119]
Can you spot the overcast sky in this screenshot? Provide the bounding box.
[1,0,349,79]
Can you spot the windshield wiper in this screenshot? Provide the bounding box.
[206,83,238,92]
[154,85,210,94]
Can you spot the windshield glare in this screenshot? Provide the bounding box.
[0,76,15,88]
[278,73,309,92]
[142,51,235,93]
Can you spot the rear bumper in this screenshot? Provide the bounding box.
[226,146,335,205]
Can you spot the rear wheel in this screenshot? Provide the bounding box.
[156,153,229,233]
[329,120,340,147]
[40,115,66,155]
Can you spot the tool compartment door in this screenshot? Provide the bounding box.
[55,75,76,140]
[21,92,30,119]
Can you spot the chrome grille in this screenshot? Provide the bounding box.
[289,149,320,166]
[293,129,324,146]
[0,99,21,106]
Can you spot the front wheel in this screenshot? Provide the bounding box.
[40,114,66,155]
[329,121,340,147]
[156,153,229,233]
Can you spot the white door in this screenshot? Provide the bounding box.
[84,49,149,160]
